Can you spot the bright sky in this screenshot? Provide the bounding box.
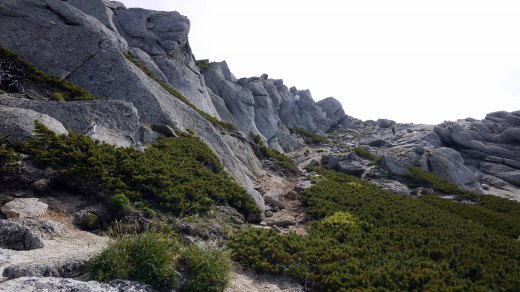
[119,0,520,124]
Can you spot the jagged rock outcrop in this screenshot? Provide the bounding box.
[433,112,520,197]
[0,0,263,209]
[202,62,354,151]
[0,277,156,292]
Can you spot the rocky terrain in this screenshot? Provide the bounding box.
[0,0,519,291]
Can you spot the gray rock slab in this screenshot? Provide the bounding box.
[0,106,68,142]
[1,198,48,220]
[0,277,156,292]
[0,220,44,251]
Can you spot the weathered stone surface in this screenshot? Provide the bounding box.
[0,0,264,210]
[316,97,348,127]
[263,189,285,209]
[0,106,68,142]
[360,136,386,147]
[0,277,156,292]
[3,258,86,279]
[0,96,139,147]
[150,124,178,138]
[66,0,118,31]
[1,199,48,220]
[377,119,396,128]
[337,161,366,176]
[0,220,44,251]
[265,216,296,228]
[422,147,479,190]
[379,157,410,175]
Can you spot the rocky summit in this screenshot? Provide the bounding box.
[0,1,519,291]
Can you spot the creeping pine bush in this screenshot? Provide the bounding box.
[0,45,98,101]
[124,53,236,131]
[229,166,520,291]
[352,147,381,162]
[22,121,259,219]
[291,128,331,144]
[249,133,298,174]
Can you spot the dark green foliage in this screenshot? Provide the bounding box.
[0,144,20,164]
[291,128,331,144]
[124,53,236,131]
[229,167,520,290]
[90,233,233,291]
[180,245,232,292]
[405,165,475,198]
[76,211,101,231]
[22,121,259,219]
[249,133,298,174]
[352,147,380,162]
[108,193,133,218]
[0,45,98,101]
[89,233,181,290]
[195,59,210,70]
[0,89,5,94]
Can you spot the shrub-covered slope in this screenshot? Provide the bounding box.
[230,167,520,291]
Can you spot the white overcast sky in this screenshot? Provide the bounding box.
[119,0,520,124]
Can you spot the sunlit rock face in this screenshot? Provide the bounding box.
[0,0,263,210]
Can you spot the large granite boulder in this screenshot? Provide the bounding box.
[0,106,68,141]
[1,198,48,220]
[0,96,139,147]
[0,220,44,251]
[419,147,480,190]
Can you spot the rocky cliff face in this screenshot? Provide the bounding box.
[0,0,354,212]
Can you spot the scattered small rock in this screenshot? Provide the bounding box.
[285,190,299,201]
[264,189,285,209]
[30,179,50,193]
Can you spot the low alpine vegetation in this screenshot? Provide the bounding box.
[20,121,259,219]
[249,133,298,174]
[229,166,520,291]
[291,128,331,144]
[90,232,232,291]
[352,146,381,162]
[0,45,98,101]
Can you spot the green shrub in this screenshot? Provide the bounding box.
[21,121,260,219]
[0,143,20,164]
[229,166,520,290]
[89,233,181,289]
[195,59,210,70]
[291,128,331,144]
[0,89,5,94]
[108,193,133,218]
[405,166,475,198]
[249,133,298,174]
[180,245,232,292]
[0,45,98,101]
[124,53,236,131]
[51,91,66,101]
[76,212,101,231]
[352,147,380,162]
